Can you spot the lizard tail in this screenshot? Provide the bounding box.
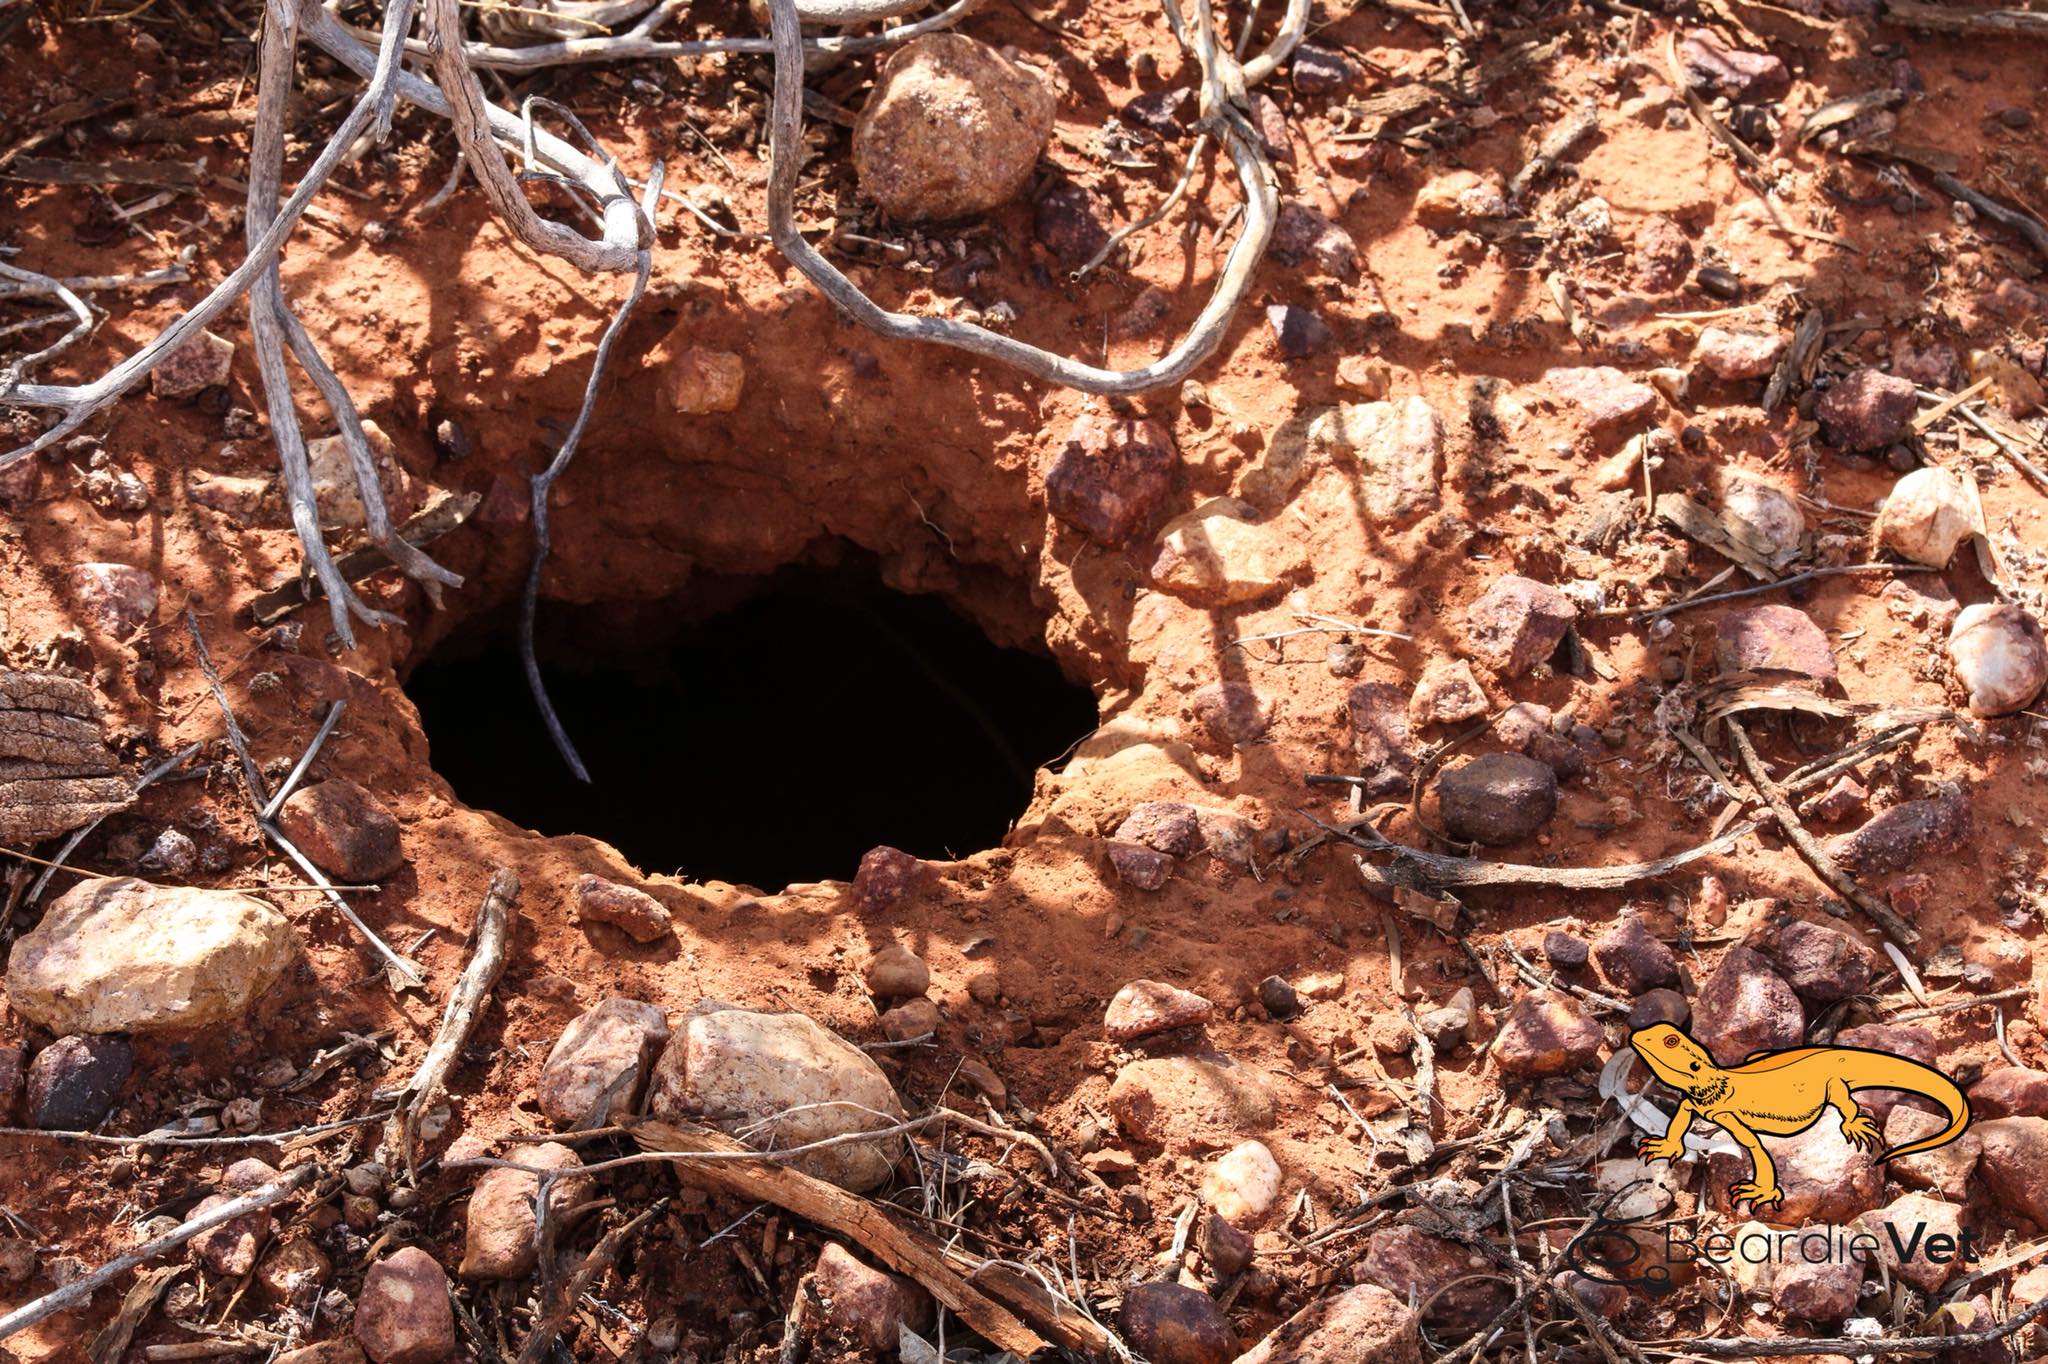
[1854,1053,1972,1163]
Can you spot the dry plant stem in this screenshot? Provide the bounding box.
[1881,0,2048,37]
[627,1118,1047,1355]
[186,608,273,809]
[0,0,430,466]
[383,867,520,1178]
[250,489,480,627]
[1723,717,1918,947]
[26,741,200,903]
[0,1164,318,1343]
[1932,171,2048,262]
[0,261,92,388]
[522,177,661,781]
[1674,1293,2048,1358]
[260,699,345,821]
[1072,131,1210,280]
[764,0,1277,394]
[0,1110,393,1147]
[262,819,427,988]
[1309,809,1763,892]
[1610,563,1934,623]
[516,1200,666,1364]
[343,0,979,73]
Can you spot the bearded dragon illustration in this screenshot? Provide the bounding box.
[1629,1022,1971,1210]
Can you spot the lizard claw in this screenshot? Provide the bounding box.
[1638,1136,1684,1163]
[1731,1181,1783,1210]
[1841,1115,1882,1150]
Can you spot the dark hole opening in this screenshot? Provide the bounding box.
[403,561,1098,891]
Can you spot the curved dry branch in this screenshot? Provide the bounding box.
[0,261,92,390]
[764,0,1276,394]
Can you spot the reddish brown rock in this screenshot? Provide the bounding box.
[189,1159,282,1276]
[1975,1117,2048,1227]
[862,943,930,999]
[853,34,1054,222]
[459,1142,591,1280]
[1817,368,1917,451]
[152,329,235,399]
[1108,841,1174,890]
[1970,1067,2048,1118]
[1694,327,1785,381]
[1591,917,1679,995]
[255,1237,332,1307]
[658,346,743,415]
[1634,215,1695,294]
[1799,775,1868,823]
[1713,605,1837,683]
[1408,658,1488,727]
[1435,753,1557,846]
[277,780,404,883]
[1269,202,1358,279]
[1824,784,1972,876]
[1116,802,1204,858]
[1462,576,1575,676]
[1884,1104,1978,1199]
[1033,180,1109,265]
[25,1033,131,1130]
[571,874,673,943]
[1191,681,1268,747]
[1122,1282,1236,1364]
[805,1243,933,1355]
[1691,947,1803,1065]
[880,997,939,1041]
[1543,930,1590,970]
[537,997,670,1129]
[1748,917,1876,1004]
[1346,682,1417,798]
[1491,990,1602,1076]
[1858,1193,1965,1294]
[1232,1283,1421,1364]
[1769,1231,1864,1322]
[1105,980,1215,1042]
[1361,1227,1510,1332]
[852,845,932,912]
[1044,412,1176,547]
[1543,366,1659,431]
[1678,29,1790,101]
[355,1247,456,1364]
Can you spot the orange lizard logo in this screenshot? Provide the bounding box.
[1629,1022,1972,1211]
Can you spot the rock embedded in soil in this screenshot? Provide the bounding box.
[1491,989,1601,1076]
[1107,1054,1276,1151]
[1678,29,1791,101]
[852,844,932,912]
[256,1237,332,1307]
[460,1142,591,1279]
[1414,169,1509,227]
[1691,946,1803,1064]
[1693,326,1785,380]
[1748,917,1874,1003]
[306,421,417,530]
[1347,682,1417,797]
[189,1158,282,1276]
[804,1243,933,1355]
[1628,989,1689,1030]
[278,779,404,883]
[880,997,939,1041]
[1408,657,1488,727]
[1875,465,1976,568]
[69,561,157,639]
[1769,1230,1863,1322]
[863,943,930,999]
[1975,1117,2048,1228]
[1289,44,1355,94]
[1258,975,1300,1019]
[1948,603,2048,716]
[1269,203,1357,278]
[1859,1193,1963,1293]
[1542,930,1589,970]
[1542,365,1659,431]
[151,328,235,399]
[1883,1103,1979,1198]
[1231,1282,1420,1364]
[571,873,673,943]
[1712,604,1837,683]
[1105,979,1215,1042]
[1201,1140,1280,1228]
[1033,180,1110,265]
[1591,917,1678,995]
[1044,411,1177,547]
[9,878,298,1036]
[1120,1281,1236,1364]
[1823,783,1972,875]
[658,346,744,416]
[1434,752,1557,846]
[1307,396,1443,523]
[1108,841,1175,890]
[1461,575,1575,676]
[1191,681,1269,747]
[649,1006,906,1191]
[1970,1067,2048,1118]
[1266,304,1331,360]
[1117,802,1204,858]
[1799,775,1866,823]
[1816,368,1917,451]
[1721,479,1806,570]
[355,1246,456,1364]
[538,996,670,1128]
[1361,1226,1510,1332]
[1150,499,1307,606]
[1203,1212,1254,1274]
[853,34,1054,221]
[25,1033,132,1129]
[1633,215,1694,293]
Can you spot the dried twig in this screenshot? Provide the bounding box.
[26,741,199,903]
[382,868,520,1178]
[260,699,344,821]
[1507,102,1598,201]
[1723,717,1917,947]
[516,1199,666,1364]
[0,1164,317,1342]
[1307,810,1762,894]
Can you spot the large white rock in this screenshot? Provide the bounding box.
[1949,603,2048,717]
[8,879,298,1036]
[1308,397,1443,523]
[1875,466,1976,568]
[648,1007,906,1192]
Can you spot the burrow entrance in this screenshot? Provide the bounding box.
[404,554,1100,890]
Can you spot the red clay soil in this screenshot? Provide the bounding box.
[1,0,2046,1357]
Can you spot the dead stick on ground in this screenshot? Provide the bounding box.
[1309,810,1762,893]
[627,1117,1050,1356]
[516,1199,666,1364]
[1723,717,1918,947]
[0,1164,317,1342]
[383,868,519,1179]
